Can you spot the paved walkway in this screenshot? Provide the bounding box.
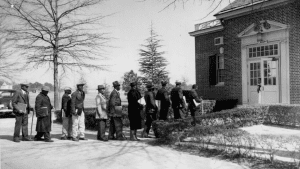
[0,115,248,169]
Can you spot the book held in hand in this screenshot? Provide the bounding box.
[15,103,27,113]
[40,107,48,117]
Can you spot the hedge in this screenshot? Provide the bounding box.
[264,104,300,127]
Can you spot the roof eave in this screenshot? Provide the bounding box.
[189,25,224,37]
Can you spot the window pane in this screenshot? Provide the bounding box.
[270,45,273,50]
[264,69,268,77]
[265,50,269,56]
[254,71,257,77]
[265,46,269,50]
[261,51,264,56]
[264,78,267,85]
[258,63,260,69]
[268,78,272,85]
[274,50,278,55]
[251,79,253,86]
[251,71,253,77]
[253,48,256,52]
[258,70,261,77]
[250,63,253,70]
[253,53,256,57]
[270,50,273,55]
[273,77,276,85]
[254,79,257,85]
[274,44,278,49]
[249,48,252,52]
[257,47,261,52]
[249,53,253,58]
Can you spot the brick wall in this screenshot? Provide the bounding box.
[195,0,300,104]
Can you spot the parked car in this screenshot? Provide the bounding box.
[0,89,16,117]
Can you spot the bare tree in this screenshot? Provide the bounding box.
[0,0,110,109]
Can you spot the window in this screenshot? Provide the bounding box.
[209,54,225,86]
[214,37,223,45]
[249,44,279,58]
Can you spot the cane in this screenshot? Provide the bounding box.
[30,109,35,139]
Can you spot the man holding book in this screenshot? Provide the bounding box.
[34,86,54,142]
[61,87,72,140]
[12,83,34,142]
[187,84,202,126]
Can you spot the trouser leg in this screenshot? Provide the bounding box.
[35,132,44,139]
[13,115,22,138]
[44,132,51,140]
[145,113,156,134]
[78,111,85,138]
[62,117,68,137]
[159,107,168,120]
[109,117,116,138]
[72,115,79,138]
[67,116,73,137]
[99,120,106,139]
[114,117,123,139]
[21,114,29,138]
[173,107,181,119]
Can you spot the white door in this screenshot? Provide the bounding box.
[261,58,279,104]
[248,58,279,104]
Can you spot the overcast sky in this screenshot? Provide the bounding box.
[11,0,231,90]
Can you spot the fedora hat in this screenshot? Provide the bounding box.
[130,82,137,87]
[97,85,105,90]
[76,83,85,86]
[112,81,120,87]
[20,83,29,87]
[64,87,72,91]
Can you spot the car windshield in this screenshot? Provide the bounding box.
[0,91,13,98]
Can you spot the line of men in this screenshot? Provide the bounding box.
[12,80,202,143]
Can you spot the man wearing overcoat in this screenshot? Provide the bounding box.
[170,81,186,119]
[188,84,202,126]
[155,81,170,121]
[12,83,33,142]
[108,81,126,140]
[71,84,87,141]
[61,87,72,140]
[34,86,54,142]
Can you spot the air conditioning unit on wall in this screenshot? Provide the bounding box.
[214,37,223,45]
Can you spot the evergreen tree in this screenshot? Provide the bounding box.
[138,24,169,87]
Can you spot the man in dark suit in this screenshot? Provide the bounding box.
[12,83,33,142]
[108,81,126,141]
[71,84,87,141]
[170,81,186,119]
[34,86,54,142]
[61,87,72,140]
[155,81,170,121]
[188,84,202,126]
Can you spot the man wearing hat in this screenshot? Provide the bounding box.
[34,86,54,142]
[108,81,126,140]
[61,87,72,140]
[170,81,186,119]
[12,83,34,142]
[71,83,87,141]
[155,81,170,121]
[141,83,157,138]
[127,82,143,141]
[95,85,108,141]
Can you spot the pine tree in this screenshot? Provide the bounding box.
[138,24,169,87]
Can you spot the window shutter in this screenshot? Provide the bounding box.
[209,55,217,85]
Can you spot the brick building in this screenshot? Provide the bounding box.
[189,0,300,105]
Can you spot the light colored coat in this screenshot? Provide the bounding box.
[95,93,107,119]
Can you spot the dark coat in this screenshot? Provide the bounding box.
[12,89,31,114]
[71,90,85,116]
[144,91,157,114]
[127,88,142,129]
[61,93,71,117]
[155,87,170,108]
[108,89,122,117]
[170,87,186,109]
[188,89,202,111]
[35,92,53,132]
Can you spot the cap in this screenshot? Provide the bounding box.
[112,81,120,87]
[130,82,137,87]
[20,83,29,87]
[64,87,72,91]
[146,83,153,89]
[161,81,167,85]
[97,85,105,90]
[76,83,85,86]
[175,81,181,85]
[42,86,50,92]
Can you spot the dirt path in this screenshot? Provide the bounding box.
[0,115,248,169]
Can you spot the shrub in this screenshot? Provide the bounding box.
[264,104,300,127]
[212,99,239,112]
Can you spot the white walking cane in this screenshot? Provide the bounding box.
[30,109,35,139]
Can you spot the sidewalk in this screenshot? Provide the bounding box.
[0,115,248,169]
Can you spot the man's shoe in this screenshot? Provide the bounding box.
[22,137,33,141]
[117,137,126,141]
[34,137,44,141]
[13,138,20,143]
[67,137,73,140]
[61,136,67,140]
[79,137,88,141]
[45,139,54,142]
[72,138,79,142]
[99,138,108,142]
[109,137,116,140]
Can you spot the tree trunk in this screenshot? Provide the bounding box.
[53,54,59,110]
